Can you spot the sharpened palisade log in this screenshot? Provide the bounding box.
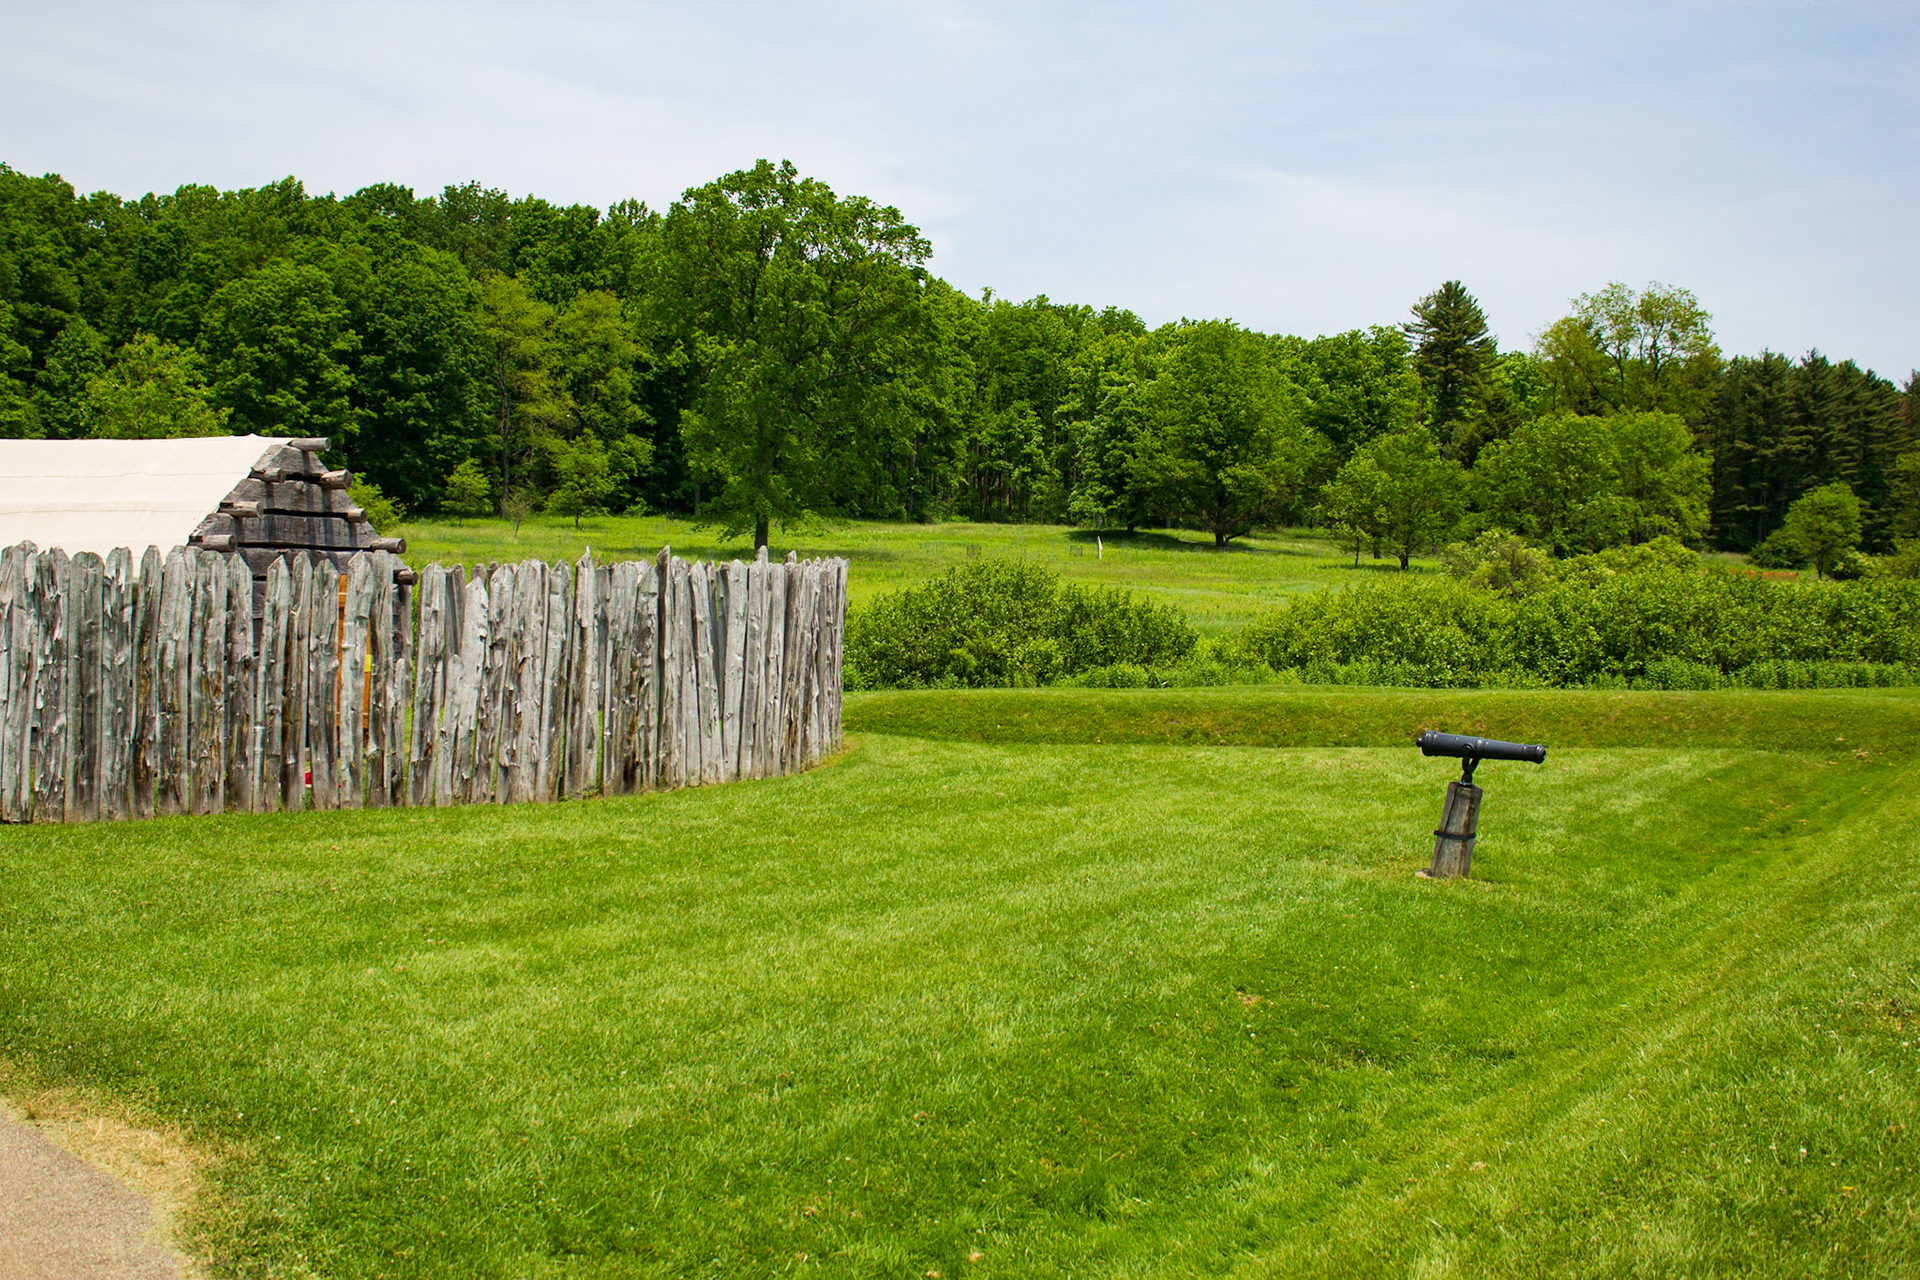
[367,552,395,808]
[257,557,290,814]
[763,557,787,778]
[636,558,659,792]
[68,553,103,822]
[101,549,134,821]
[284,556,312,811]
[338,554,372,810]
[452,571,490,806]
[131,546,162,819]
[603,562,635,795]
[386,557,412,809]
[537,561,570,803]
[723,560,747,782]
[691,560,722,786]
[780,557,806,773]
[308,560,339,810]
[592,563,611,795]
[1,546,28,823]
[410,565,447,807]
[677,559,701,786]
[566,552,598,800]
[224,553,254,813]
[476,565,512,804]
[187,552,222,817]
[155,550,190,817]
[740,555,766,781]
[657,551,681,789]
[505,561,543,804]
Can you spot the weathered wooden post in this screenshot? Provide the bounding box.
[1415,731,1546,879]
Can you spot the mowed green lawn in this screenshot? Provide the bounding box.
[392,515,1440,634]
[3,689,1918,1277]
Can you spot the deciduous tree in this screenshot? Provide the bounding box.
[477,274,563,504]
[1609,411,1712,544]
[1475,413,1628,556]
[1365,427,1468,568]
[1132,320,1326,547]
[1774,482,1863,578]
[642,160,932,550]
[444,458,492,525]
[198,259,357,441]
[83,333,228,438]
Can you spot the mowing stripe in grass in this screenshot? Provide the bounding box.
[1,692,1915,1275]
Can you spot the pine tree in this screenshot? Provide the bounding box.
[1404,281,1494,451]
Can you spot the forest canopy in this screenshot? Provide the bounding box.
[1,161,1914,557]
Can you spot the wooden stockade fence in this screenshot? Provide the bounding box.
[0,542,847,823]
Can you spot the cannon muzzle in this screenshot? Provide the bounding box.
[1417,731,1547,765]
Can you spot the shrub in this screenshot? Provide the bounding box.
[1224,563,1920,688]
[349,477,405,530]
[1877,539,1920,580]
[1441,531,1552,596]
[847,558,1197,689]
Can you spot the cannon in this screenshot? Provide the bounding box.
[1415,730,1546,879]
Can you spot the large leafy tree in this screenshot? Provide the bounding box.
[1363,427,1468,568]
[1536,281,1721,420]
[32,318,108,439]
[83,333,227,438]
[1132,320,1326,547]
[1276,326,1423,459]
[198,259,357,441]
[345,232,489,510]
[1062,326,1151,529]
[477,274,564,507]
[1773,481,1863,578]
[1475,413,1629,556]
[1404,281,1494,447]
[1609,410,1712,544]
[1319,449,1388,564]
[642,159,933,550]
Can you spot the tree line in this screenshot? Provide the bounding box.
[2,159,1915,559]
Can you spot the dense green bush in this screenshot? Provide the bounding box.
[847,558,1197,688]
[1221,562,1920,687]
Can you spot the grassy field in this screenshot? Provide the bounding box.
[3,687,1916,1277]
[391,515,1443,634]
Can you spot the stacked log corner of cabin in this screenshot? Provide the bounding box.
[0,541,846,824]
[186,435,413,612]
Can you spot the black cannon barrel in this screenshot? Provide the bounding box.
[1417,730,1547,764]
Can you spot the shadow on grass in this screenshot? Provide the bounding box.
[1317,559,1441,577]
[1063,528,1310,557]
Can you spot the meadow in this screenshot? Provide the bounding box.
[391,514,1443,635]
[3,687,1916,1277]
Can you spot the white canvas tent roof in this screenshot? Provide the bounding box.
[0,435,291,558]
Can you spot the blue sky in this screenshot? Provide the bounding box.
[4,1,1915,377]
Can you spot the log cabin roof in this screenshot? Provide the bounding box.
[0,435,294,557]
